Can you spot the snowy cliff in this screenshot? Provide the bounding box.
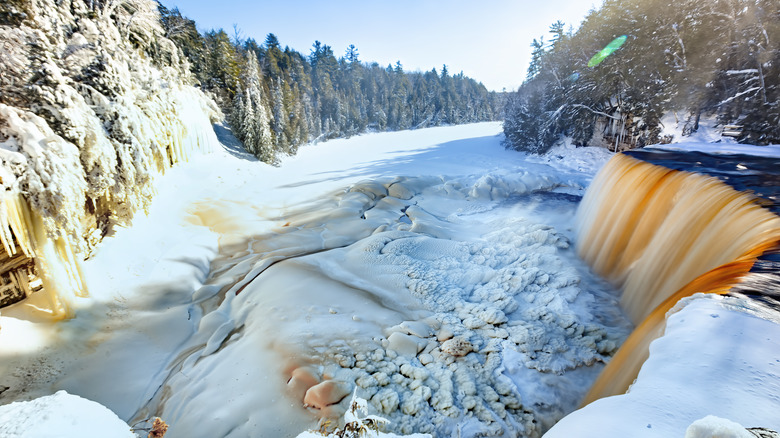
[0,0,221,317]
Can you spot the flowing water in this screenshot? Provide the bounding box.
[577,150,780,404]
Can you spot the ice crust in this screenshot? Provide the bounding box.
[142,167,628,437]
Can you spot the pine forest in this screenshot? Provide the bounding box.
[158,5,502,163]
[503,0,780,154]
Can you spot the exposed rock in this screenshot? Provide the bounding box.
[440,337,473,357]
[303,380,352,410]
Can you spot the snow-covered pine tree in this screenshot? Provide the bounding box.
[270,77,289,153]
[503,84,558,154]
[233,51,275,163]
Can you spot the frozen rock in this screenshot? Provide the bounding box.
[401,390,426,415]
[388,332,427,356]
[356,373,379,389]
[350,180,388,200]
[372,388,400,414]
[399,320,434,338]
[436,327,454,342]
[287,366,321,400]
[441,337,473,357]
[399,363,430,381]
[388,182,414,200]
[476,306,508,325]
[304,380,352,409]
[463,316,486,329]
[372,372,391,386]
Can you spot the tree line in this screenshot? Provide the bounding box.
[504,0,780,154]
[158,5,502,163]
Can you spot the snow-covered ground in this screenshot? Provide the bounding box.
[657,112,780,155]
[1,122,778,437]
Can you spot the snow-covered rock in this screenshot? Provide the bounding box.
[685,416,755,438]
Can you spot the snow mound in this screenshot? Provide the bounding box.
[685,416,754,438]
[0,390,135,438]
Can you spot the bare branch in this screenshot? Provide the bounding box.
[571,104,622,120]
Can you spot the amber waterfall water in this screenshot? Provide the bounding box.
[575,153,780,404]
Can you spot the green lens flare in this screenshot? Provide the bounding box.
[587,35,627,67]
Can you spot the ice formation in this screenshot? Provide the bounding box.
[297,391,432,438]
[0,0,221,317]
[136,169,629,437]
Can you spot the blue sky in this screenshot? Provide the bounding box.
[158,0,601,92]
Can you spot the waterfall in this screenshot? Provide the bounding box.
[576,153,780,402]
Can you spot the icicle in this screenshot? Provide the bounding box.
[0,191,83,318]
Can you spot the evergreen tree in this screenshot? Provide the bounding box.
[345,44,359,64]
[203,30,241,108]
[526,38,546,81]
[503,83,558,154]
[158,5,206,82]
[232,52,275,163]
[548,21,566,49]
[270,77,289,152]
[506,0,780,152]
